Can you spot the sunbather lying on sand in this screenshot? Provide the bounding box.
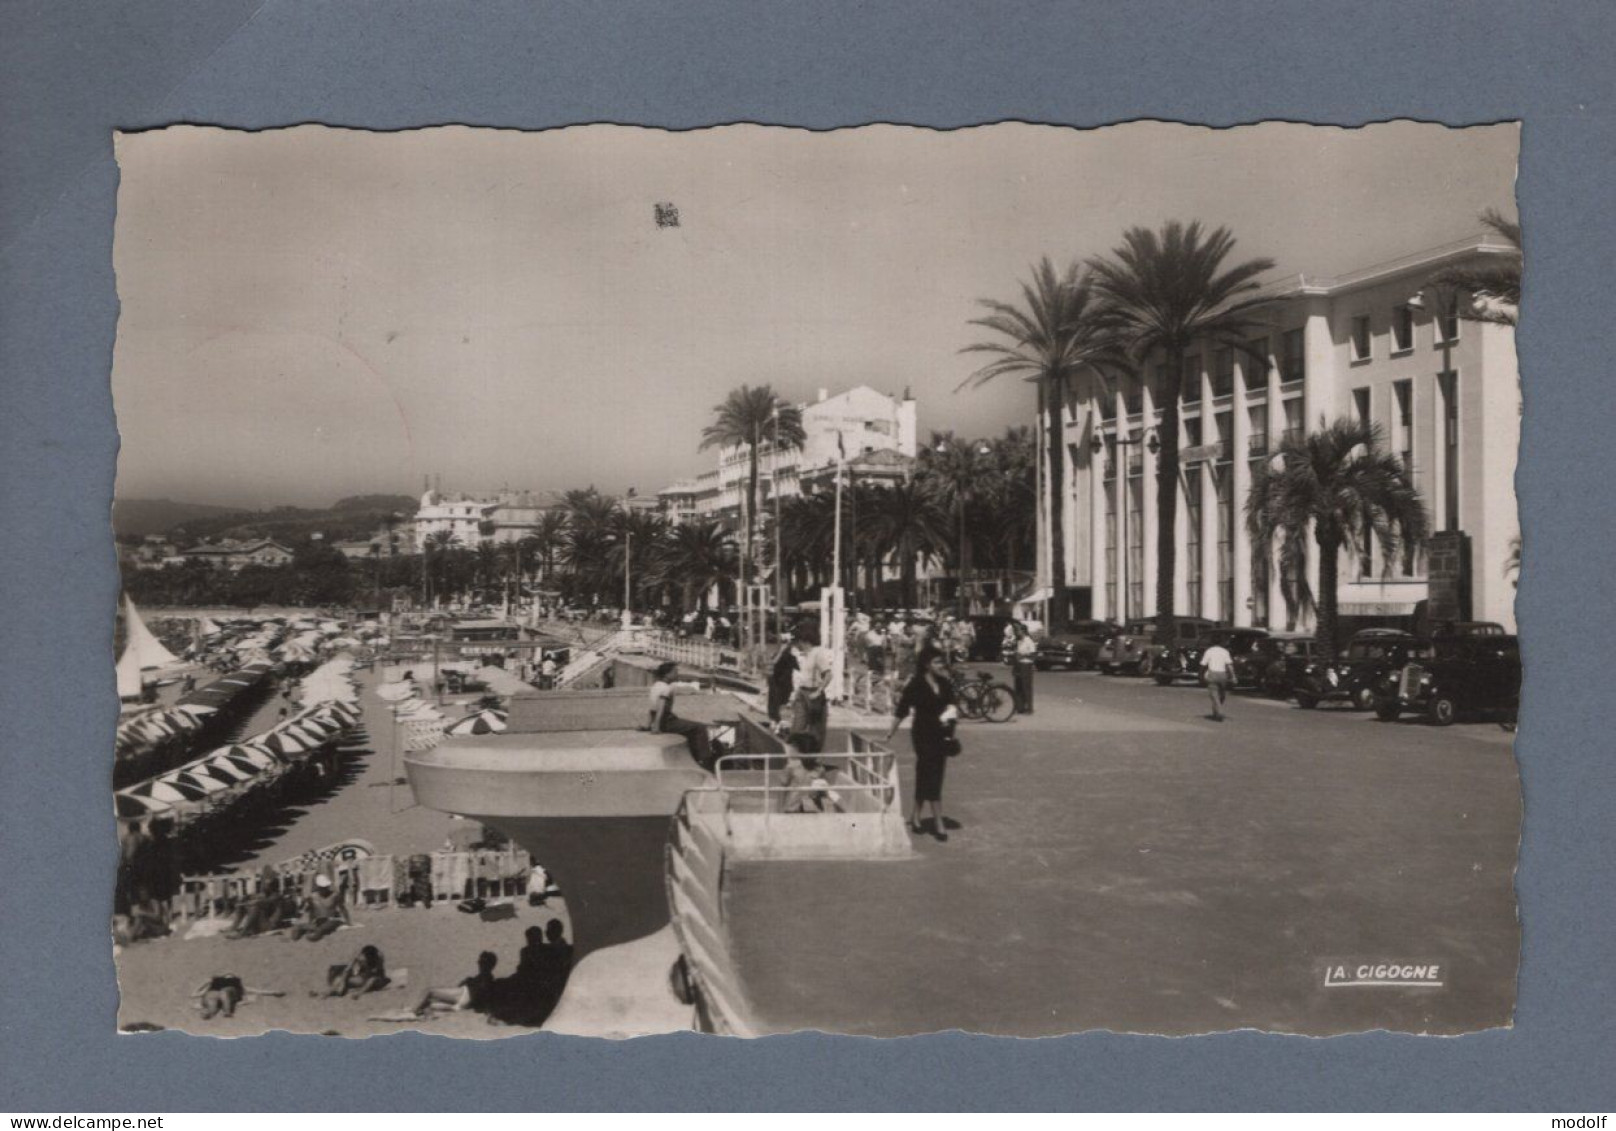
[408,951,498,1018]
[190,974,284,1020]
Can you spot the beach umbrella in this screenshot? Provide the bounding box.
[172,703,218,722]
[375,682,414,702]
[260,731,312,757]
[115,792,172,820]
[444,710,507,736]
[238,740,287,765]
[220,751,268,777]
[200,755,254,783]
[222,744,277,770]
[169,769,228,795]
[135,777,207,804]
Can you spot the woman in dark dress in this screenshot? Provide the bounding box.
[885,649,959,841]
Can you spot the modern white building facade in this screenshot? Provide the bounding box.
[1047,235,1520,634]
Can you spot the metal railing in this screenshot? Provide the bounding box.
[712,740,900,828]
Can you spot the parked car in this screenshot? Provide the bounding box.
[1248,633,1320,697]
[1429,620,1507,640]
[1373,635,1521,725]
[1096,619,1155,675]
[1293,629,1425,710]
[1153,625,1267,686]
[1034,620,1120,671]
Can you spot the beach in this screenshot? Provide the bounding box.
[115,666,573,1039]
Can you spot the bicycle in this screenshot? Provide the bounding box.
[954,667,1018,724]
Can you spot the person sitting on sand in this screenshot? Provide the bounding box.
[318,944,388,998]
[288,874,350,942]
[226,867,292,939]
[191,974,283,1020]
[411,951,498,1017]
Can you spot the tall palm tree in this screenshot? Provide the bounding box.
[861,479,949,610]
[1088,221,1275,641]
[961,260,1130,631]
[983,426,1038,574]
[1246,418,1428,658]
[699,386,807,629]
[1426,208,1521,326]
[779,493,836,598]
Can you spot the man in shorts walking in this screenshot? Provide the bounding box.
[1199,637,1235,722]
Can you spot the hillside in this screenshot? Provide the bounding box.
[114,495,417,547]
[112,498,248,539]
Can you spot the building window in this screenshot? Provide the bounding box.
[1099,386,1116,422]
[1352,386,1374,575]
[1182,355,1202,406]
[1184,416,1202,448]
[1104,461,1118,618]
[1185,466,1202,618]
[1392,305,1415,353]
[1216,467,1234,623]
[1350,315,1372,362]
[1212,348,1235,399]
[1393,379,1414,470]
[1125,379,1143,420]
[1242,337,1270,393]
[1436,305,1460,345]
[1126,474,1144,620]
[1440,370,1460,531]
[1281,328,1306,384]
[1282,396,1305,446]
[1247,403,1269,456]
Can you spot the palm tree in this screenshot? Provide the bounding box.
[699,386,807,632]
[779,493,836,598]
[1246,418,1428,658]
[1425,208,1521,326]
[423,530,457,606]
[861,479,949,609]
[920,430,991,614]
[1087,221,1275,641]
[655,520,738,612]
[961,259,1130,630]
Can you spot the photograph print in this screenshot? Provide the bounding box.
[108,120,1522,1038]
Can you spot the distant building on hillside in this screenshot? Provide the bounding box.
[180,538,295,570]
[413,488,564,550]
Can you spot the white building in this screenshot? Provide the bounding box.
[1046,235,1520,634]
[662,385,919,525]
[412,488,563,550]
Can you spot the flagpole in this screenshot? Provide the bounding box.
[772,406,784,645]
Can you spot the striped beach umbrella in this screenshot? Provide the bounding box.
[134,777,207,804]
[200,756,254,784]
[168,769,228,795]
[115,792,172,820]
[444,710,507,736]
[220,744,277,770]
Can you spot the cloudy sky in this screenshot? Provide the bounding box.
[111,121,1518,508]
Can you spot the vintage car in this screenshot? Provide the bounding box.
[1293,628,1425,710]
[1249,633,1320,698]
[1097,616,1220,677]
[1373,634,1521,725]
[1034,620,1120,671]
[1153,625,1268,686]
[1429,620,1508,640]
[1095,619,1156,675]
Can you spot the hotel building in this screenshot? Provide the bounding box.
[659,385,919,526]
[1046,235,1520,634]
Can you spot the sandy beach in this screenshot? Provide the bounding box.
[115,668,573,1039]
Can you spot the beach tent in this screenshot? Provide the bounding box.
[166,768,228,796]
[260,731,313,758]
[132,777,208,804]
[115,596,182,699]
[221,744,278,771]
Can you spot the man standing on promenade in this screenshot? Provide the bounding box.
[1012,622,1039,716]
[1199,637,1235,722]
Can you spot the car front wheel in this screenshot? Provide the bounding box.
[1295,692,1319,709]
[1374,700,1401,722]
[1136,654,1155,677]
[1426,695,1458,726]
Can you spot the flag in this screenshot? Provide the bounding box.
[836,430,847,468]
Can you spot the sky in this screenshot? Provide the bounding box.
[110,121,1518,508]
